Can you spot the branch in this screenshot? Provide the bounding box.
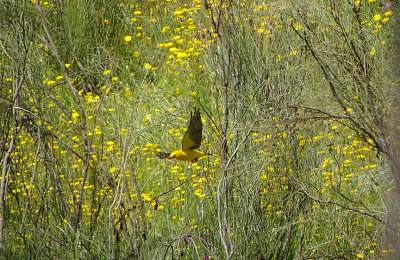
[298,189,394,229]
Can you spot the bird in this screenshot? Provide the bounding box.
[157,108,210,162]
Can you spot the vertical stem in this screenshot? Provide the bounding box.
[217,55,230,258]
[0,135,14,252]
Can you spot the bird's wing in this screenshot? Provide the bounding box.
[182,108,203,150]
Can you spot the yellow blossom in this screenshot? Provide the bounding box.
[161,26,170,32]
[384,11,392,16]
[72,112,80,122]
[373,14,381,22]
[370,48,376,56]
[124,35,132,42]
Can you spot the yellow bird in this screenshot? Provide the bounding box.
[157,108,210,162]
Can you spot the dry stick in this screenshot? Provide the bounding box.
[36,81,83,141]
[162,236,186,259]
[119,133,142,257]
[298,189,386,225]
[293,105,383,152]
[190,239,203,260]
[47,136,70,218]
[217,60,230,259]
[34,3,91,229]
[122,176,140,258]
[0,135,14,252]
[224,46,238,255]
[328,4,381,136]
[292,18,384,152]
[108,170,123,257]
[290,23,346,111]
[298,218,306,257]
[218,121,258,260]
[19,115,40,233]
[215,15,239,257]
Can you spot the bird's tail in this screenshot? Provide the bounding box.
[156,152,170,159]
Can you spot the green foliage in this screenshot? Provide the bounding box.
[0,0,398,259]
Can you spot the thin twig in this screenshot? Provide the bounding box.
[298,189,387,225]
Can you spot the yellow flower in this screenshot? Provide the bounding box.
[173,10,184,16]
[124,35,132,42]
[145,63,152,70]
[370,48,376,56]
[373,14,381,22]
[109,167,118,173]
[72,112,80,122]
[356,253,363,259]
[176,52,187,58]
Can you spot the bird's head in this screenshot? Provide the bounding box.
[167,150,178,159]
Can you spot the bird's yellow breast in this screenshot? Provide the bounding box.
[169,149,206,161]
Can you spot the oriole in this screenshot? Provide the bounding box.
[157,108,210,162]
